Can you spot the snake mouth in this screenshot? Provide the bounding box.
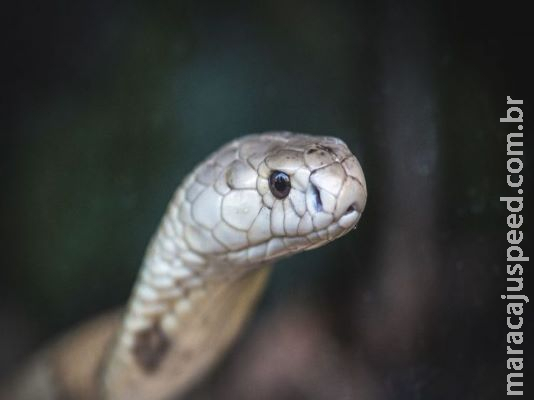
[344,203,357,215]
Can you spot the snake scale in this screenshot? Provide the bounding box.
[2,132,367,400]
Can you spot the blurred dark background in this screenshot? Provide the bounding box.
[0,1,531,399]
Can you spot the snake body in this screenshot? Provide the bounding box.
[3,132,367,400]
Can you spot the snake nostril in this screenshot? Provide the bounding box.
[311,184,323,212]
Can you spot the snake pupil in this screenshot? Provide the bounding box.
[269,171,291,199]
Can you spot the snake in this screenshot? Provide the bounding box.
[2,132,367,400]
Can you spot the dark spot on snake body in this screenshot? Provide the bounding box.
[132,322,170,373]
[181,348,194,362]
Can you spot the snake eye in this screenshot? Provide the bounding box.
[269,171,291,199]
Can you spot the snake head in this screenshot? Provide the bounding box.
[175,132,366,267]
[104,132,367,400]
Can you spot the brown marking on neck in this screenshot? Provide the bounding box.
[132,322,170,373]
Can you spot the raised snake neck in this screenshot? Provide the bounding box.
[2,132,367,400]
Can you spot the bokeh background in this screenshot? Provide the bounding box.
[1,1,531,399]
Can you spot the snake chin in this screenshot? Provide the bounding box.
[223,207,361,266]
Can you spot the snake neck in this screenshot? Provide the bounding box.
[2,223,270,400]
[1,132,367,400]
[100,215,271,400]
